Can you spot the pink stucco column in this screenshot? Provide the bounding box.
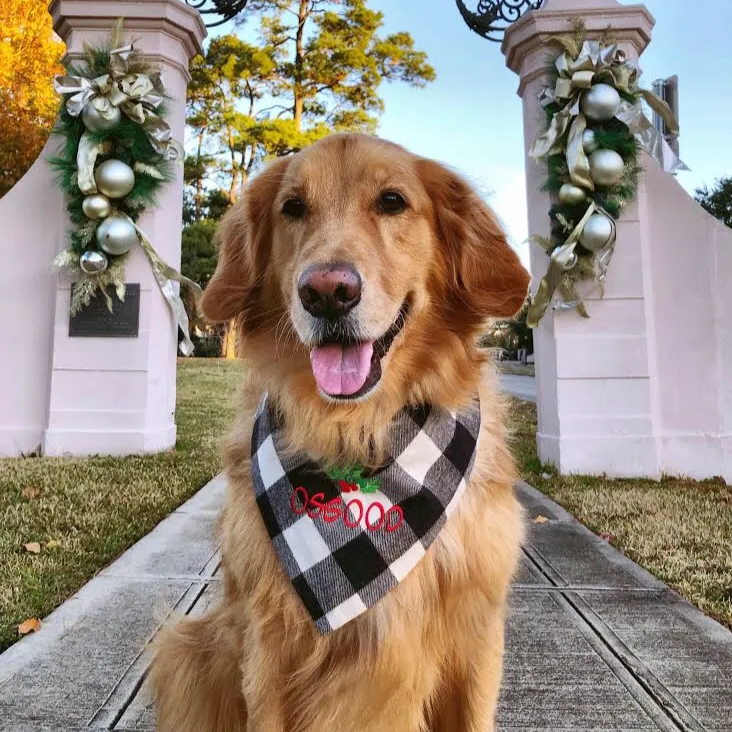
[503,0,661,477]
[0,139,64,457]
[503,0,732,482]
[43,0,206,456]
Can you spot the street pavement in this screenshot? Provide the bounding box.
[501,372,537,402]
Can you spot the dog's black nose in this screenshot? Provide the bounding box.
[298,263,362,319]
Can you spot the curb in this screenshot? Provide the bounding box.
[0,474,226,684]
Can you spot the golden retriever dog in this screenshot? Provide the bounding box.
[152,133,530,732]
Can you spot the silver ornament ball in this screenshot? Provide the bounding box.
[81,104,122,132]
[95,159,135,199]
[558,183,587,206]
[580,83,621,122]
[81,194,112,220]
[79,249,109,274]
[589,149,625,186]
[96,216,139,256]
[582,128,599,154]
[579,213,615,252]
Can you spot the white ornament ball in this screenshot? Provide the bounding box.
[582,128,599,154]
[82,104,122,132]
[579,213,615,252]
[81,194,112,220]
[79,249,109,274]
[589,149,625,187]
[96,216,138,256]
[95,159,135,199]
[558,183,587,206]
[580,83,621,122]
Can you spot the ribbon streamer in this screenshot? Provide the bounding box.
[75,135,111,194]
[116,213,202,357]
[566,112,593,190]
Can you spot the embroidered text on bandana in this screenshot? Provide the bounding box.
[250,395,481,634]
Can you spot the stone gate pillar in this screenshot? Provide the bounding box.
[503,0,659,478]
[42,0,206,456]
[503,0,732,482]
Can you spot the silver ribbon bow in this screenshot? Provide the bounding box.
[531,40,688,176]
[54,45,184,194]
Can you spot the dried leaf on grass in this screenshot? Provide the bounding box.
[18,618,41,635]
[22,486,41,500]
[23,542,41,554]
[534,515,550,524]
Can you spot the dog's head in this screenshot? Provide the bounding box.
[202,134,529,410]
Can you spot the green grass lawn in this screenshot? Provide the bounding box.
[508,398,732,631]
[0,359,242,652]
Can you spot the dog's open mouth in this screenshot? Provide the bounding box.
[309,300,410,400]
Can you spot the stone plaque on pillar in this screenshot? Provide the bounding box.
[68,284,140,338]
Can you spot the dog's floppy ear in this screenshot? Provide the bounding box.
[201,156,291,323]
[417,158,530,320]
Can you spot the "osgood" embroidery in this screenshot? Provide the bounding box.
[290,486,404,532]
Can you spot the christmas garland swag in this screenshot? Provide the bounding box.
[526,24,686,327]
[51,21,200,355]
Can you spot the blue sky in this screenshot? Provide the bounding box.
[210,0,732,265]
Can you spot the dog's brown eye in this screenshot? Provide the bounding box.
[282,198,306,219]
[378,191,407,215]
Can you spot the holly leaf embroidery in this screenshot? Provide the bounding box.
[360,478,380,494]
[327,465,381,494]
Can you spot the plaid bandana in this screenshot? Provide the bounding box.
[250,394,481,634]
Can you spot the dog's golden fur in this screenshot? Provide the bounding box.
[152,133,530,732]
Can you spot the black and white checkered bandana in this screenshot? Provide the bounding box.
[250,394,481,634]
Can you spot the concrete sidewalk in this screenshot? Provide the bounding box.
[1,475,730,731]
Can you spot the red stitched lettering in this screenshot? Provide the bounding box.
[290,486,309,515]
[344,498,363,528]
[323,498,342,523]
[289,489,403,532]
[385,505,404,532]
[307,492,325,518]
[365,502,385,531]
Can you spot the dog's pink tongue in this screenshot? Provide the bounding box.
[310,341,374,396]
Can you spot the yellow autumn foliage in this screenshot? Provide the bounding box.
[0,0,65,197]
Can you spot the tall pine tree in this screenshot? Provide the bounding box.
[695,177,732,229]
[186,0,435,208]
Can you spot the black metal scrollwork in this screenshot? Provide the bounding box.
[184,0,252,28]
[455,0,545,42]
[188,1,541,36]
